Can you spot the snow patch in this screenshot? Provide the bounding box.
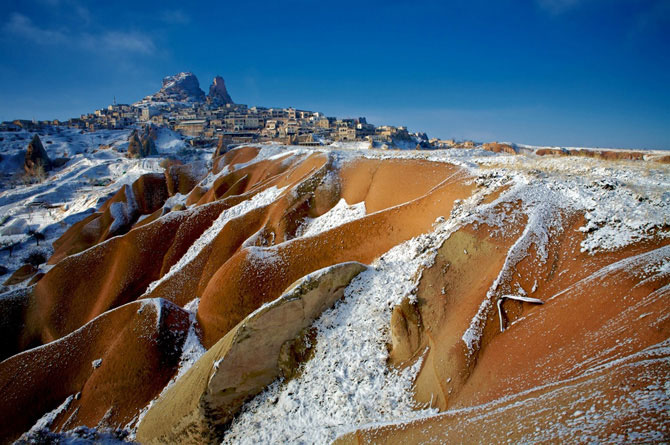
[222,213,466,444]
[142,185,286,296]
[26,394,75,434]
[297,198,366,238]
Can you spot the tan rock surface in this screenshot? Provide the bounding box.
[136,262,367,444]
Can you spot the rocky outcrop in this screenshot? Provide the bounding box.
[136,262,367,444]
[24,134,51,176]
[482,142,517,154]
[141,137,156,158]
[535,147,568,156]
[535,147,647,161]
[140,72,206,104]
[208,75,234,105]
[127,126,157,158]
[164,72,206,101]
[48,172,169,263]
[127,130,143,158]
[213,134,230,158]
[164,161,207,196]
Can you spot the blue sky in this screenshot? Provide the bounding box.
[0,0,668,149]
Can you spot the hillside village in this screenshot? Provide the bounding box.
[0,72,471,150]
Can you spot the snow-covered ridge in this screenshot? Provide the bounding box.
[241,142,669,255]
[217,142,669,443]
[221,228,453,444]
[142,185,286,297]
[3,138,668,443]
[0,126,211,286]
[297,198,366,238]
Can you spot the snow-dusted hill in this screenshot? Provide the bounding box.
[1,140,668,444]
[0,126,206,287]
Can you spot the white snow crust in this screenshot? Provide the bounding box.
[297,198,366,238]
[0,126,212,285]
[142,185,286,296]
[221,214,473,444]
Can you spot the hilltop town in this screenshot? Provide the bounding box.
[0,68,669,445]
[0,72,470,150]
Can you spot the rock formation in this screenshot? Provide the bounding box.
[126,130,142,158]
[138,72,206,104]
[24,134,51,176]
[208,75,234,105]
[1,144,668,443]
[481,142,517,154]
[1,299,189,441]
[137,262,367,444]
[213,134,230,158]
[127,126,158,158]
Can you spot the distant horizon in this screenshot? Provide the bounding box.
[1,0,668,150]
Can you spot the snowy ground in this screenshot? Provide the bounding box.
[0,125,210,288]
[5,137,670,443]
[213,143,670,444]
[220,225,458,444]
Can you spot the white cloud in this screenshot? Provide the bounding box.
[74,5,92,25]
[4,12,156,55]
[3,12,67,44]
[160,9,190,25]
[99,31,156,54]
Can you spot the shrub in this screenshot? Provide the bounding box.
[23,251,47,266]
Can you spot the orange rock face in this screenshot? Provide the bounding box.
[535,146,648,161]
[482,142,517,154]
[1,144,668,443]
[0,300,189,442]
